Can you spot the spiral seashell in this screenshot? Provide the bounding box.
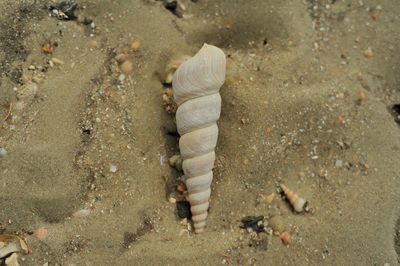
[280,184,309,213]
[172,44,226,233]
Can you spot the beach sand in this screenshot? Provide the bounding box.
[0,0,399,265]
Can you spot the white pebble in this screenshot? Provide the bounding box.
[0,148,7,158]
[118,74,126,82]
[109,164,118,173]
[72,209,91,218]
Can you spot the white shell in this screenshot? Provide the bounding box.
[173,44,226,233]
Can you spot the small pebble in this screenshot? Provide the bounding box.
[72,209,91,218]
[176,181,186,193]
[109,164,118,173]
[371,9,380,20]
[131,41,141,51]
[118,74,126,82]
[335,160,343,168]
[168,196,177,204]
[88,39,99,49]
[120,60,134,76]
[0,148,8,158]
[280,231,291,246]
[42,41,53,54]
[363,47,374,58]
[169,154,183,171]
[115,53,129,64]
[176,201,191,218]
[265,193,275,203]
[35,227,48,239]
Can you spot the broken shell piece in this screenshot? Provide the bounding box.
[279,184,309,213]
[0,241,19,258]
[0,235,28,258]
[5,252,20,266]
[51,57,65,65]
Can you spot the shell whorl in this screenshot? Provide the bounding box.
[173,44,226,233]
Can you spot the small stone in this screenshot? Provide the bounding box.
[335,160,343,168]
[115,53,129,64]
[72,209,91,218]
[88,39,99,49]
[168,196,177,204]
[109,164,118,173]
[42,40,53,54]
[28,65,36,70]
[0,148,7,158]
[371,9,380,20]
[35,227,48,239]
[176,201,191,219]
[120,60,134,76]
[169,155,183,171]
[265,193,275,203]
[165,88,173,97]
[165,0,177,11]
[363,47,374,58]
[180,218,188,226]
[118,74,126,82]
[280,231,291,246]
[358,90,366,104]
[176,181,186,193]
[131,41,141,51]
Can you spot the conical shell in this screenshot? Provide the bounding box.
[173,44,226,233]
[280,184,308,213]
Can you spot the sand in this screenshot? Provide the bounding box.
[0,0,399,265]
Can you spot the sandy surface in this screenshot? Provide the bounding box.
[0,0,400,265]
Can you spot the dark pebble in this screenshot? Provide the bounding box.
[176,201,191,219]
[165,0,177,11]
[390,104,400,124]
[240,215,265,233]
